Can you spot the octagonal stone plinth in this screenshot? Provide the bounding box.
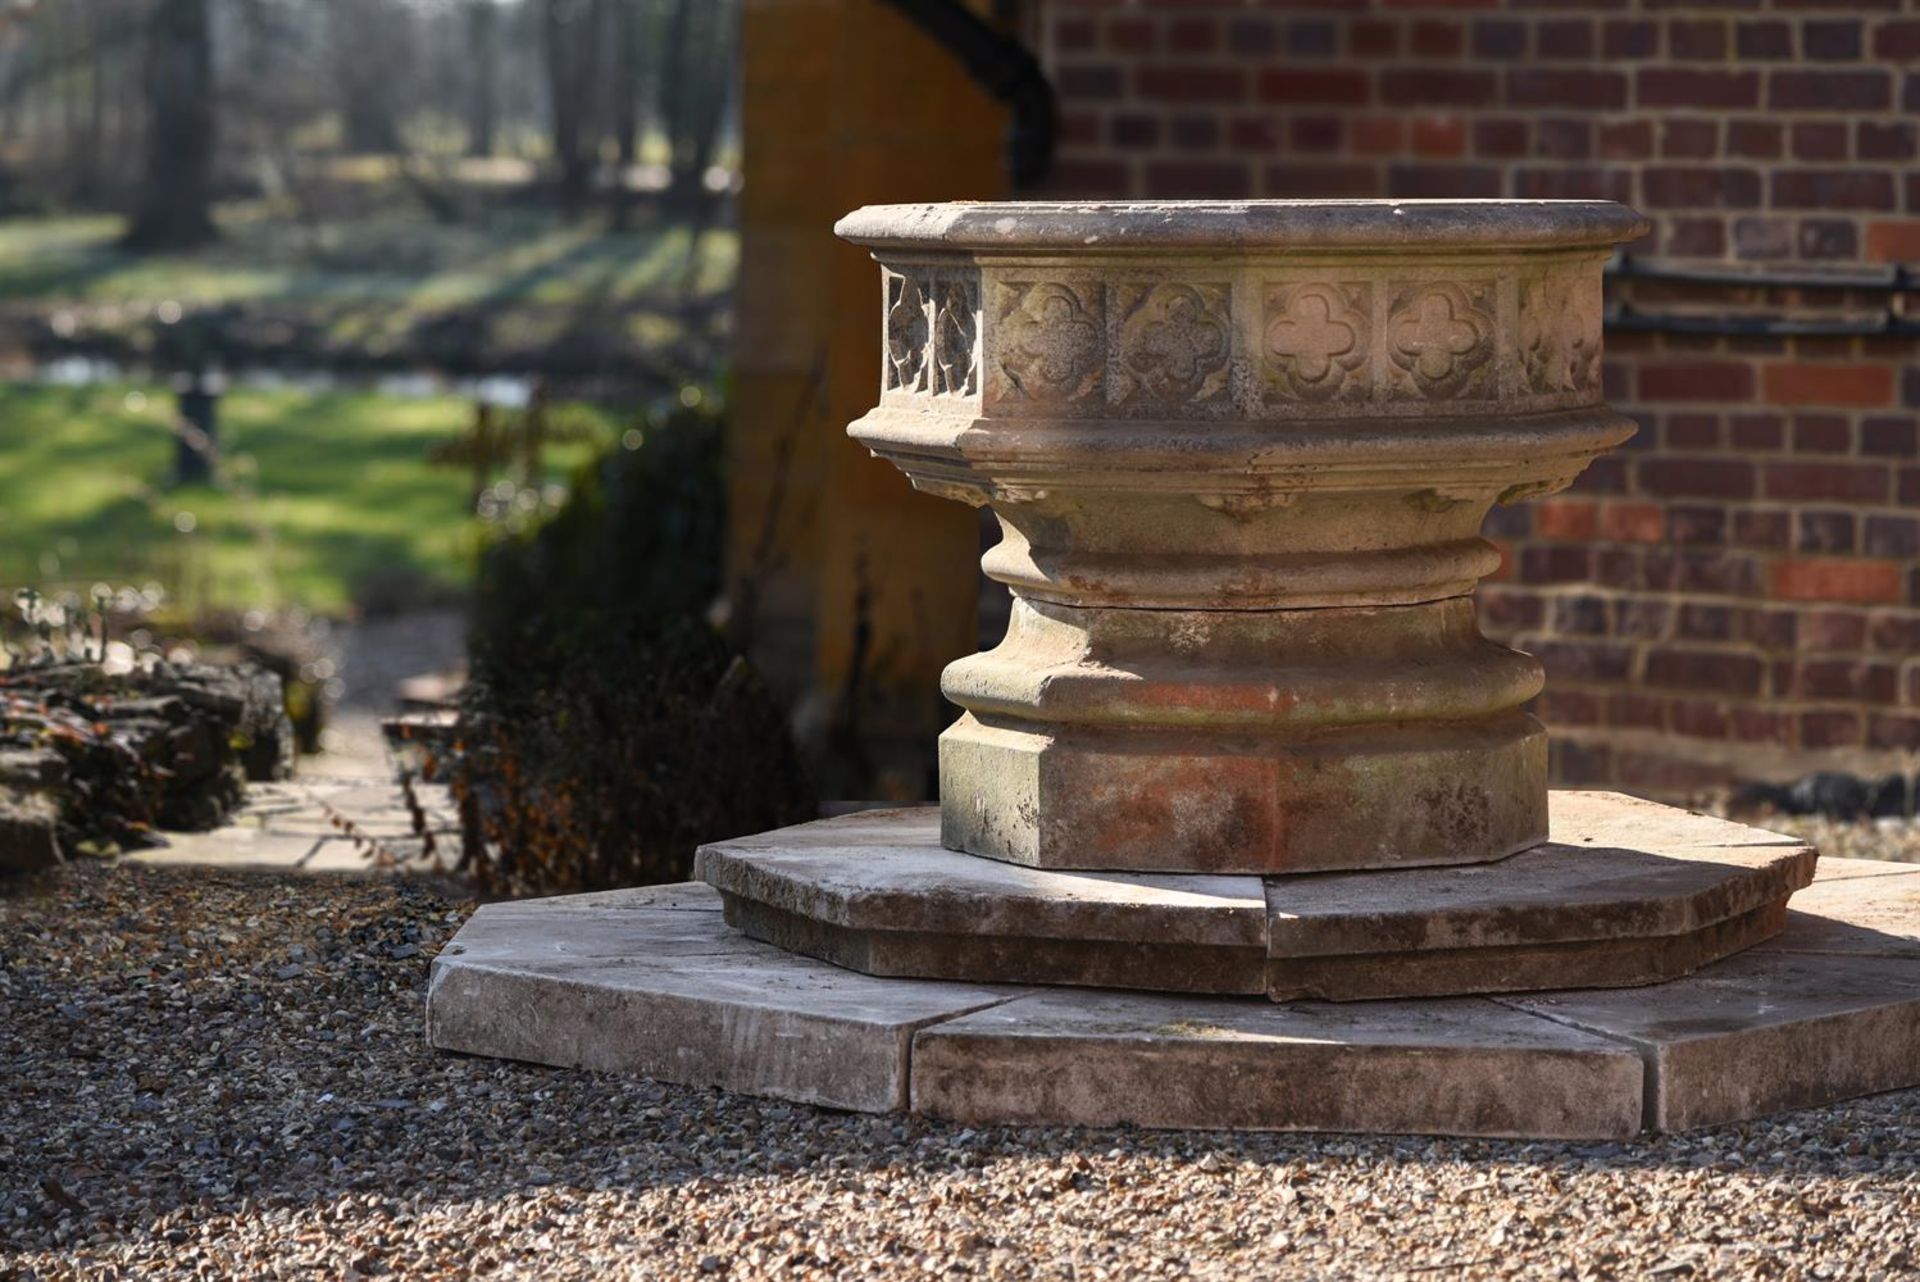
[426,856,1920,1137]
[837,200,1648,874]
[696,792,1816,1002]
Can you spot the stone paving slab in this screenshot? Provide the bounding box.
[428,900,1021,1113]
[128,775,451,874]
[1504,948,1920,1133]
[909,991,1645,1139]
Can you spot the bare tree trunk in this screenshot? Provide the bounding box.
[466,0,497,158]
[543,0,605,216]
[333,0,406,155]
[658,0,734,217]
[124,0,216,251]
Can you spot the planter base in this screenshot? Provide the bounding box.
[427,856,1920,1136]
[696,792,1814,1002]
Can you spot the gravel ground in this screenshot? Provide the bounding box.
[7,860,1920,1281]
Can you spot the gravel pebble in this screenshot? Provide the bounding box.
[6,859,1920,1280]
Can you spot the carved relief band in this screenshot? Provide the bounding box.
[839,201,1645,875]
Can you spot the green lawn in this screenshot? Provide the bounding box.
[0,381,614,614]
[0,207,737,311]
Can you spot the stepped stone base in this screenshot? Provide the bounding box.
[697,792,1816,1002]
[426,856,1920,1138]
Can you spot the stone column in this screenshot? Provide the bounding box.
[836,201,1648,874]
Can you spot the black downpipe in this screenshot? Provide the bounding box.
[1606,254,1920,337]
[877,0,1057,190]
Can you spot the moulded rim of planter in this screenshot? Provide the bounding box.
[834,199,1652,254]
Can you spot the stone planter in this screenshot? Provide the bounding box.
[834,200,1648,873]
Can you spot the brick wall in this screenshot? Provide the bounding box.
[1036,0,1920,796]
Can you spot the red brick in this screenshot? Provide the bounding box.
[1540,689,1603,727]
[1381,69,1497,108]
[1866,221,1920,264]
[1518,546,1593,584]
[1350,20,1398,58]
[1529,640,1635,684]
[1170,115,1222,150]
[1867,516,1920,558]
[1351,117,1404,155]
[1106,19,1153,55]
[1263,164,1378,199]
[1869,612,1920,653]
[1669,505,1728,545]
[1790,123,1848,163]
[1042,160,1128,197]
[1536,118,1593,161]
[1642,167,1761,209]
[1515,168,1631,202]
[1255,68,1370,106]
[1410,19,1465,58]
[1858,123,1916,162]
[1862,415,1918,456]
[1667,19,1727,60]
[1601,20,1657,60]
[1732,708,1795,746]
[1800,711,1863,750]
[1764,463,1891,504]
[1638,68,1758,109]
[1874,20,1920,60]
[1657,119,1715,159]
[1225,17,1279,58]
[1410,116,1467,158]
[1671,700,1731,741]
[1615,600,1672,640]
[1166,16,1219,54]
[1471,19,1526,59]
[1802,18,1864,61]
[1638,361,1755,401]
[1534,500,1599,541]
[1800,609,1869,652]
[1646,649,1764,696]
[1761,363,1896,408]
[1729,413,1786,450]
[1386,164,1501,199]
[1608,692,1667,733]
[1057,65,1123,101]
[1145,161,1252,199]
[1288,116,1342,154]
[1799,220,1858,261]
[1790,413,1852,453]
[1507,69,1626,110]
[1536,19,1594,60]
[1770,558,1904,604]
[1597,120,1654,160]
[1227,116,1282,153]
[1726,121,1782,160]
[1868,715,1920,751]
[1138,66,1248,104]
[1054,17,1096,52]
[1769,71,1891,111]
[1599,502,1665,543]
[1797,510,1857,554]
[1638,458,1757,500]
[1473,119,1529,158]
[1772,170,1897,210]
[1734,20,1792,60]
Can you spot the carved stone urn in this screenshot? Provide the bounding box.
[835,200,1648,874]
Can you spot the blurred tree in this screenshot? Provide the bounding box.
[658,0,734,217]
[124,0,216,250]
[331,0,411,155]
[465,0,498,157]
[542,0,607,215]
